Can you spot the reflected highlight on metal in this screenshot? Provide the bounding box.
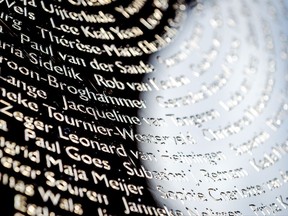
[138,0,288,215]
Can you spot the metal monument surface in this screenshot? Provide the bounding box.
[0,0,288,215]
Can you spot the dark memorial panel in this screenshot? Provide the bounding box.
[0,0,288,215]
